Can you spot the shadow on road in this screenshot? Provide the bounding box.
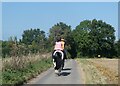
[61,72,71,76]
[60,68,71,76]
[62,68,72,71]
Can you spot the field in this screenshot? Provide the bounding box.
[78,58,119,84]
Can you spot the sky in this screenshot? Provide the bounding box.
[118,1,120,39]
[2,2,119,41]
[1,0,119,2]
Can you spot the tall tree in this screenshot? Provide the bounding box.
[21,28,46,45]
[115,39,120,57]
[48,22,74,58]
[21,28,46,53]
[49,22,71,42]
[72,21,91,56]
[73,19,115,57]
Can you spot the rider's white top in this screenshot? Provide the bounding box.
[54,42,63,50]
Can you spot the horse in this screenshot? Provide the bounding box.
[52,50,64,75]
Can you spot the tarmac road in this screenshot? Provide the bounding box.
[26,59,84,84]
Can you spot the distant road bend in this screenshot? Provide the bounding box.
[26,59,84,84]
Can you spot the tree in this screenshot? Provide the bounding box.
[21,28,46,45]
[49,22,71,43]
[21,28,47,53]
[115,39,120,57]
[0,40,2,57]
[2,36,18,58]
[48,22,74,58]
[72,19,115,57]
[90,19,115,57]
[72,21,91,56]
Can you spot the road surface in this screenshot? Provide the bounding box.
[26,59,84,84]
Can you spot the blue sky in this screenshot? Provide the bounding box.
[2,2,118,41]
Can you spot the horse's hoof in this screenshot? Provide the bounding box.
[55,73,60,76]
[55,70,59,73]
[57,73,61,76]
[55,70,61,76]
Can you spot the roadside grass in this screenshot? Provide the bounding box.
[77,57,118,84]
[2,58,52,86]
[87,59,118,84]
[77,58,107,84]
[0,71,2,85]
[0,57,2,85]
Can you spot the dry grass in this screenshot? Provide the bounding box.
[2,52,52,85]
[78,58,118,84]
[2,53,51,70]
[87,59,118,84]
[79,59,107,84]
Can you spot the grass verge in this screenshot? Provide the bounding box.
[77,58,107,84]
[2,58,52,86]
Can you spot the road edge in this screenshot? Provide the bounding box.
[76,59,85,84]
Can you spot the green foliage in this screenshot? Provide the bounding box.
[49,22,71,44]
[2,58,52,85]
[0,40,2,56]
[114,39,120,57]
[2,41,12,58]
[21,28,45,45]
[2,29,49,58]
[20,28,47,54]
[48,22,75,58]
[2,19,119,85]
[2,20,119,58]
[73,19,116,58]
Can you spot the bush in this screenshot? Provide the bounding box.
[2,58,52,85]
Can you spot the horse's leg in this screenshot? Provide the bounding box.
[53,59,56,68]
[62,59,65,69]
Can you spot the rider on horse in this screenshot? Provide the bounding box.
[52,37,66,71]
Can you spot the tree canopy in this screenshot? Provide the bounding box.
[72,19,116,57]
[2,19,120,58]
